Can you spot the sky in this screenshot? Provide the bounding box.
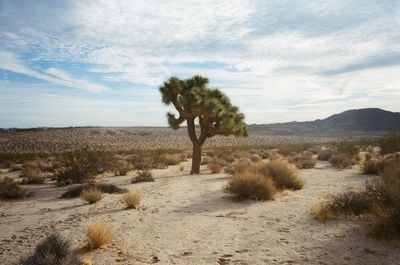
[0,0,399,128]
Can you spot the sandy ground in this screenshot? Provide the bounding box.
[1,162,399,265]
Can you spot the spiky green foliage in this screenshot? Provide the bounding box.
[160,75,248,139]
[160,75,247,174]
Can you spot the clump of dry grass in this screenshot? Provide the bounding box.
[60,183,127,198]
[131,169,154,183]
[85,223,113,249]
[225,169,276,201]
[113,159,130,176]
[329,153,354,169]
[256,160,303,190]
[311,190,373,222]
[224,158,253,175]
[361,159,386,175]
[288,151,316,169]
[317,148,335,161]
[0,177,28,199]
[122,191,141,209]
[81,188,103,204]
[209,158,226,174]
[179,164,185,171]
[161,153,183,166]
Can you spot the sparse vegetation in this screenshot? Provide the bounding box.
[85,223,113,249]
[317,148,335,161]
[329,153,354,169]
[113,159,130,176]
[0,177,28,199]
[81,187,103,204]
[288,151,316,169]
[225,170,276,201]
[256,160,303,190]
[361,159,386,174]
[19,233,81,265]
[60,183,127,198]
[131,169,154,183]
[122,191,141,209]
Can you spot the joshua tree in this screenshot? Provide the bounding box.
[160,75,247,174]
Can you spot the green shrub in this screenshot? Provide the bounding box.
[0,177,28,199]
[55,149,112,185]
[225,170,276,201]
[19,233,81,265]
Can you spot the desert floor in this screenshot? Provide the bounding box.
[1,161,399,265]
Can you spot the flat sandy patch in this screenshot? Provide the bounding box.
[1,162,399,264]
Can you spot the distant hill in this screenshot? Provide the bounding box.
[249,108,400,135]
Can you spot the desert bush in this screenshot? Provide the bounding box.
[160,153,183,166]
[361,159,386,175]
[369,210,400,241]
[9,163,23,171]
[131,169,154,183]
[20,166,44,184]
[0,177,28,199]
[224,158,253,175]
[55,149,111,185]
[122,191,141,209]
[19,233,81,265]
[329,153,354,169]
[209,162,223,174]
[134,160,152,170]
[250,154,262,163]
[289,152,316,169]
[179,164,185,171]
[233,150,253,159]
[334,141,359,156]
[379,134,400,155]
[60,183,127,198]
[81,187,103,204]
[85,223,113,249]
[311,190,374,222]
[225,170,276,201]
[113,159,130,176]
[256,160,303,190]
[200,156,212,165]
[380,157,400,206]
[276,143,313,156]
[317,148,335,161]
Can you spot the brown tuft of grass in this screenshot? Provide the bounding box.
[20,166,44,184]
[329,153,354,169]
[161,153,183,166]
[122,191,141,209]
[256,160,303,190]
[225,170,276,201]
[361,159,386,175]
[311,190,374,222]
[209,163,223,174]
[179,164,185,171]
[113,159,130,176]
[85,223,113,249]
[224,158,253,175]
[81,187,103,204]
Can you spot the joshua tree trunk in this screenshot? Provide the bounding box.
[187,118,202,174]
[191,142,201,174]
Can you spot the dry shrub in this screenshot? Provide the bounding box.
[113,159,130,176]
[161,153,182,166]
[224,158,253,175]
[379,135,400,155]
[179,164,185,171]
[201,156,212,165]
[317,149,335,161]
[0,177,28,199]
[361,159,386,175]
[225,170,276,201]
[256,160,303,190]
[209,158,226,174]
[380,157,400,205]
[9,163,22,172]
[311,190,373,222]
[131,169,154,183]
[289,152,316,169]
[20,167,44,184]
[19,233,81,265]
[329,153,354,169]
[122,191,141,209]
[134,160,151,170]
[60,183,127,198]
[85,223,113,249]
[233,150,252,159]
[250,154,262,163]
[81,188,103,204]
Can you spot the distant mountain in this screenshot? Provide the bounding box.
[249,108,400,135]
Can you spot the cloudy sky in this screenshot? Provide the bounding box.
[0,0,399,128]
